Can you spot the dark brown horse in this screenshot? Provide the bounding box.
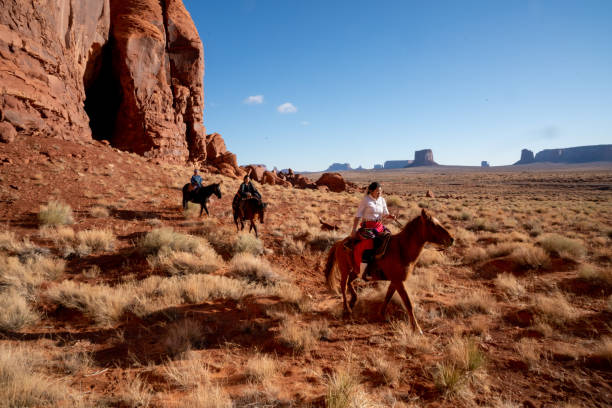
[232,197,267,237]
[182,182,223,217]
[323,209,454,333]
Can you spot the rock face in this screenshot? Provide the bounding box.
[409,149,437,167]
[384,160,412,169]
[514,145,612,165]
[534,145,612,163]
[514,149,535,165]
[316,172,349,193]
[0,0,238,174]
[326,163,352,171]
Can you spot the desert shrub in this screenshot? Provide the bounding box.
[163,319,204,357]
[447,336,485,372]
[514,338,544,371]
[185,383,232,408]
[325,368,361,408]
[280,236,305,255]
[245,353,278,383]
[76,229,115,254]
[39,226,75,245]
[578,264,612,287]
[453,289,496,316]
[229,253,285,285]
[278,318,316,353]
[163,357,212,390]
[38,200,74,226]
[119,375,153,408]
[140,228,213,257]
[467,218,499,232]
[57,350,93,375]
[391,320,434,353]
[453,227,476,247]
[307,230,342,252]
[183,201,201,218]
[152,249,222,276]
[386,195,403,207]
[532,292,577,327]
[417,248,447,266]
[45,280,131,326]
[537,233,585,260]
[432,362,465,396]
[0,344,75,406]
[0,230,19,252]
[463,247,487,264]
[0,254,65,296]
[0,288,39,331]
[591,337,612,366]
[507,244,550,269]
[232,232,264,256]
[367,356,401,386]
[89,206,109,218]
[495,273,526,299]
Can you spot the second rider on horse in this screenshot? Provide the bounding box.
[190,169,203,192]
[233,174,262,218]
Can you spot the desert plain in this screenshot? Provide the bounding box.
[0,135,611,407]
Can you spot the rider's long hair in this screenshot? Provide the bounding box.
[366,181,380,195]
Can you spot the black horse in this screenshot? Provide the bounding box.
[182,182,223,217]
[232,196,267,237]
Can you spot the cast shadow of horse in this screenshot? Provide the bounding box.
[182,182,222,217]
[232,197,267,237]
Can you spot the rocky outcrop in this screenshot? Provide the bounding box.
[534,145,612,163]
[409,149,437,167]
[514,149,535,165]
[0,0,239,175]
[315,172,357,193]
[243,164,266,182]
[481,161,490,168]
[261,170,290,187]
[384,160,412,169]
[514,145,612,165]
[326,163,352,171]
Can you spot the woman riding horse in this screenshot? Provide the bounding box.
[351,182,398,280]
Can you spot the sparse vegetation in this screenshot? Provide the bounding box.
[537,233,586,260]
[38,200,74,226]
[232,232,264,255]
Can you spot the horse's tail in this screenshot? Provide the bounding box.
[323,242,339,291]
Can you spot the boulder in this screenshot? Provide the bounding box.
[0,122,17,143]
[316,172,347,193]
[244,165,266,182]
[426,190,435,198]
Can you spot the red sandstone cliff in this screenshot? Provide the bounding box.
[0,0,238,175]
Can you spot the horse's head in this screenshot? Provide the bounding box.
[420,209,454,249]
[213,181,223,199]
[258,201,267,223]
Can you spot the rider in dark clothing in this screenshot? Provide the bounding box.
[233,174,261,217]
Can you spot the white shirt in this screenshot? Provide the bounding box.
[356,194,389,222]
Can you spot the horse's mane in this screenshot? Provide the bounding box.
[399,213,422,236]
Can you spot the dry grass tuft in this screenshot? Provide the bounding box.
[432,361,466,396]
[367,355,401,386]
[537,233,586,260]
[325,368,361,408]
[391,320,434,353]
[163,319,205,357]
[495,273,526,299]
[578,264,612,287]
[229,253,285,285]
[0,344,76,406]
[119,375,153,407]
[185,383,233,408]
[453,289,496,316]
[232,232,264,256]
[163,357,212,390]
[139,227,212,257]
[278,318,317,353]
[0,288,39,331]
[447,336,486,372]
[76,229,115,254]
[152,249,222,276]
[38,200,74,226]
[514,338,545,371]
[245,352,279,383]
[417,248,447,266]
[532,291,577,327]
[89,205,110,218]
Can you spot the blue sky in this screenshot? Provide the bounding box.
[183,0,612,171]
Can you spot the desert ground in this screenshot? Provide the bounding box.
[0,135,611,407]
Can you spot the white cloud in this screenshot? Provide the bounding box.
[244,95,264,104]
[277,102,297,114]
[300,121,310,126]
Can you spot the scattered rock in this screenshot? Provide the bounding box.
[426,189,435,198]
[0,121,16,143]
[315,172,347,192]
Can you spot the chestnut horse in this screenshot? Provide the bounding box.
[323,209,454,334]
[232,197,267,237]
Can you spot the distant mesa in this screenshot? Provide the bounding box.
[326,163,352,171]
[514,145,612,165]
[514,149,535,165]
[406,149,438,167]
[384,160,412,169]
[373,164,383,169]
[481,161,490,168]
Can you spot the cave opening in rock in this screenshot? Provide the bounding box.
[83,41,120,142]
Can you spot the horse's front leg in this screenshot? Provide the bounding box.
[340,270,352,317]
[379,282,397,320]
[250,221,258,237]
[395,281,423,335]
[347,274,358,310]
